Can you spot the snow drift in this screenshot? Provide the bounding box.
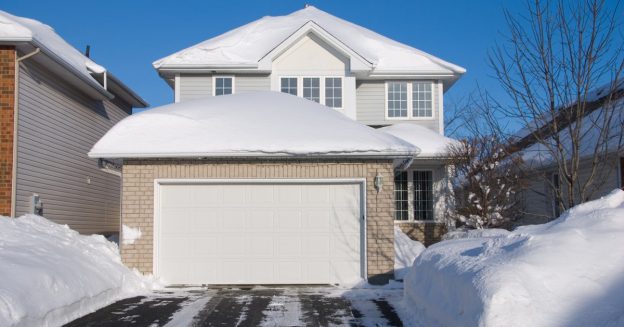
[393,226,425,280]
[0,215,157,327]
[403,189,624,327]
[89,92,418,159]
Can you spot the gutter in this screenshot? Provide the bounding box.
[88,150,417,160]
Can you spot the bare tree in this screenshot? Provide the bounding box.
[447,137,524,229]
[483,0,624,214]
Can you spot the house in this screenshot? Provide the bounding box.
[511,81,624,225]
[90,6,464,285]
[0,11,148,235]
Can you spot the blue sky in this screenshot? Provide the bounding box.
[3,0,528,112]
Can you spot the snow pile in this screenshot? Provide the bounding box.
[393,226,425,280]
[89,92,418,159]
[122,224,142,245]
[441,228,510,241]
[0,215,158,327]
[0,11,106,87]
[380,123,459,157]
[403,189,624,327]
[153,6,465,74]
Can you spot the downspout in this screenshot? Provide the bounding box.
[11,48,40,217]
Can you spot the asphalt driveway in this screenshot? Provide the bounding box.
[64,286,404,326]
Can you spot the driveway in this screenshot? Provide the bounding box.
[64,286,404,326]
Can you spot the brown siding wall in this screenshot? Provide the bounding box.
[0,46,15,216]
[121,159,396,284]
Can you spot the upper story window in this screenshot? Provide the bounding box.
[280,77,298,95]
[325,77,342,108]
[386,81,434,119]
[387,82,408,117]
[214,77,233,96]
[303,77,320,103]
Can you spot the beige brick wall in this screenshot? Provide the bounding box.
[396,222,447,247]
[121,159,395,283]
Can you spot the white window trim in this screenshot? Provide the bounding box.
[394,168,435,223]
[277,75,344,109]
[280,76,299,96]
[212,75,235,96]
[385,80,435,121]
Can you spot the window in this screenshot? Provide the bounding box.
[214,77,233,96]
[394,171,409,221]
[413,171,433,220]
[552,173,561,218]
[325,77,342,108]
[387,81,434,119]
[412,82,433,117]
[303,77,320,103]
[280,77,297,95]
[387,82,408,117]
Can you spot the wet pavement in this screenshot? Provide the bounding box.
[64,286,404,326]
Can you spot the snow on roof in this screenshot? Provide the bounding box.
[0,11,106,86]
[380,123,459,157]
[521,97,624,167]
[89,92,419,159]
[153,6,465,75]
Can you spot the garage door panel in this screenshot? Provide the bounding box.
[158,182,362,285]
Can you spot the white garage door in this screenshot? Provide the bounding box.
[156,181,363,285]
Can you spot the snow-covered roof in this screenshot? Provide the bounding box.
[521,98,624,167]
[153,6,465,76]
[0,11,147,107]
[89,92,419,159]
[380,123,459,158]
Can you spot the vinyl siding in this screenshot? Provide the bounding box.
[178,74,270,101]
[15,61,130,234]
[517,154,621,226]
[356,80,441,131]
[179,74,212,101]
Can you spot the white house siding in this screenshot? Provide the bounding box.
[179,74,212,101]
[14,61,130,235]
[235,74,271,93]
[517,154,621,226]
[355,80,441,131]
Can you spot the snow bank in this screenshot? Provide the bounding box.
[0,11,106,87]
[403,189,624,327]
[122,224,142,245]
[0,215,158,327]
[380,123,459,157]
[393,226,425,280]
[153,6,465,74]
[441,228,510,241]
[89,92,418,159]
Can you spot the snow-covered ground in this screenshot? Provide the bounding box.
[0,215,159,327]
[402,189,624,327]
[394,226,426,280]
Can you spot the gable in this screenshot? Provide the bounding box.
[272,33,349,73]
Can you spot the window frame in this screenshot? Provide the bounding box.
[280,76,298,96]
[212,75,235,96]
[393,168,436,222]
[324,77,343,109]
[302,76,322,103]
[385,80,435,121]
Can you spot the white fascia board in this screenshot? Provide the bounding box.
[258,21,374,72]
[88,151,416,160]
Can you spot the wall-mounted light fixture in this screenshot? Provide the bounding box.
[374,173,383,193]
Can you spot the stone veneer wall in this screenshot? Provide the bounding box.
[0,46,15,216]
[396,222,447,247]
[121,159,396,284]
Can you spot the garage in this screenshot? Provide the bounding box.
[154,180,364,285]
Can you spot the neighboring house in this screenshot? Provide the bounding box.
[511,82,624,225]
[0,11,148,235]
[90,6,464,285]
